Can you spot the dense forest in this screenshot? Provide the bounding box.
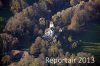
[0,0,100,66]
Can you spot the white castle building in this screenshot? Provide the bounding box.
[43,21,54,39]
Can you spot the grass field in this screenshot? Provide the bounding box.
[81,42,100,57]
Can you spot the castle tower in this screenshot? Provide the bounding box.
[49,21,54,28]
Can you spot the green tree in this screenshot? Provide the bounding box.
[70,0,78,6]
[29,58,43,66]
[10,0,28,14]
[48,46,59,57]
